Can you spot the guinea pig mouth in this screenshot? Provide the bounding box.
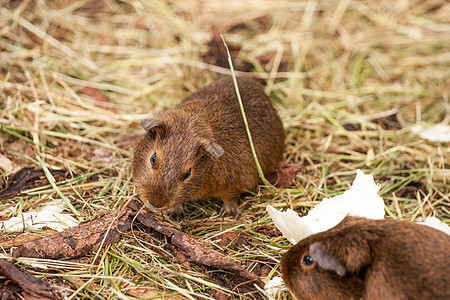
[139,189,175,211]
[144,202,166,211]
[144,201,177,213]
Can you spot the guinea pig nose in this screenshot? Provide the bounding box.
[149,199,166,209]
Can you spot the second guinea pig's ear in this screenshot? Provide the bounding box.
[309,242,346,276]
[203,140,224,159]
[141,118,163,132]
[313,230,372,275]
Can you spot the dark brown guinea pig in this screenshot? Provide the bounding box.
[132,77,284,217]
[281,216,450,300]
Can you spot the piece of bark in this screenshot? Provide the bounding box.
[13,199,263,293]
[0,259,58,300]
[130,200,263,288]
[0,168,71,201]
[0,280,20,300]
[266,163,304,187]
[12,204,137,259]
[0,234,45,250]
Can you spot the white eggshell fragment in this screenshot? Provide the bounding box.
[416,216,450,235]
[0,200,79,232]
[411,124,450,143]
[267,169,385,244]
[264,276,285,300]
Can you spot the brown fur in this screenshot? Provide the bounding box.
[132,77,285,216]
[281,216,450,300]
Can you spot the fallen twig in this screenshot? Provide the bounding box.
[129,200,264,289]
[13,199,263,293]
[12,204,136,259]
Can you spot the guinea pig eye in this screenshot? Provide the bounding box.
[182,168,191,181]
[150,152,156,168]
[302,254,314,267]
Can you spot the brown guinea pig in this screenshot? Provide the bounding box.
[132,77,285,217]
[281,216,450,300]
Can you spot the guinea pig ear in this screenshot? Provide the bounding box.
[203,140,224,159]
[316,231,372,275]
[309,242,346,276]
[141,118,163,132]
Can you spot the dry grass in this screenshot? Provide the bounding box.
[0,0,449,299]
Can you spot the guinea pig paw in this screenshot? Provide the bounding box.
[219,202,242,219]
